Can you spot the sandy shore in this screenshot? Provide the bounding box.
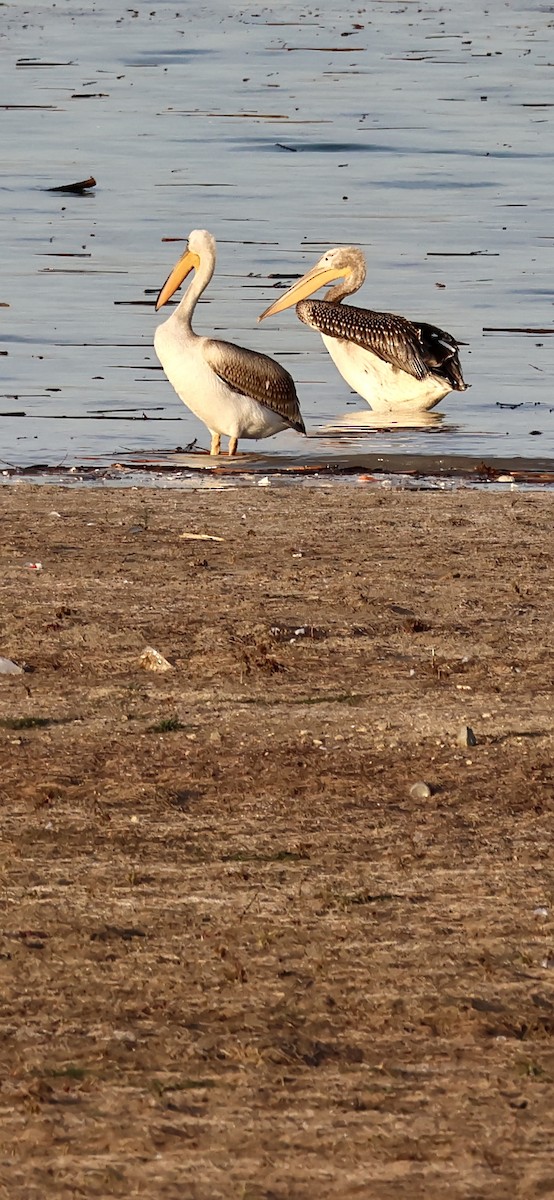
[1,483,553,1198]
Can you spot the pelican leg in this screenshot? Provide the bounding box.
[210,431,221,456]
[228,437,238,457]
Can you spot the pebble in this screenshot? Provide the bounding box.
[409,781,432,800]
[457,724,477,747]
[0,656,24,675]
[138,646,173,673]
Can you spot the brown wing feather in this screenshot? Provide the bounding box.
[297,300,467,390]
[204,338,305,432]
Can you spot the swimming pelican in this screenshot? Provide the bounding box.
[259,246,468,412]
[154,229,305,455]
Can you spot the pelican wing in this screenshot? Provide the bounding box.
[416,322,467,390]
[204,339,305,432]
[298,300,466,388]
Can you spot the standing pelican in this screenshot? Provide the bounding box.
[154,230,305,455]
[259,246,467,412]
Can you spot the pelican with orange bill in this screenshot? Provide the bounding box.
[154,229,305,455]
[259,245,467,412]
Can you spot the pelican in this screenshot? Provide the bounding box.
[259,246,468,412]
[154,230,305,455]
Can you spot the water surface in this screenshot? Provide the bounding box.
[2,0,553,470]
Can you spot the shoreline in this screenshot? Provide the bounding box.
[2,447,554,488]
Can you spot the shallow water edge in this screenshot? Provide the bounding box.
[2,447,554,491]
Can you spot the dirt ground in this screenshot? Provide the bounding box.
[0,481,553,1199]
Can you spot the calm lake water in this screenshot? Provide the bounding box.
[2,0,553,471]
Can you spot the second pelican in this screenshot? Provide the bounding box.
[155,230,305,455]
[259,246,468,412]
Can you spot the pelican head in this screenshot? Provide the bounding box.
[258,245,366,321]
[155,229,216,311]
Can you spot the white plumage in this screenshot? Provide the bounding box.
[259,245,468,413]
[155,229,305,455]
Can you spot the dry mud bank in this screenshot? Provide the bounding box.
[0,484,553,1199]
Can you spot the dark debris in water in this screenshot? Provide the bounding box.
[46,176,97,194]
[484,327,554,335]
[427,250,499,257]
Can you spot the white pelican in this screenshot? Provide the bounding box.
[154,229,305,455]
[259,246,468,412]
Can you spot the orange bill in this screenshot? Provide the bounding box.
[155,248,200,311]
[258,264,343,321]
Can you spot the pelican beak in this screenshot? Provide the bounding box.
[258,263,343,322]
[155,248,200,311]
